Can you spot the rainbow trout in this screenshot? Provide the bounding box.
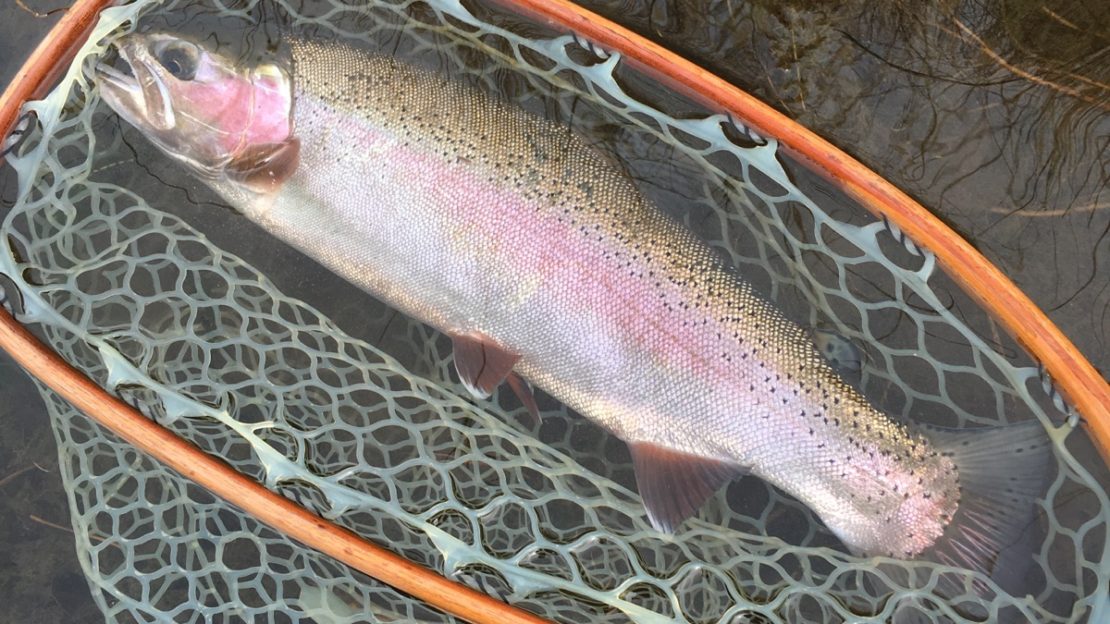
[95,32,1049,576]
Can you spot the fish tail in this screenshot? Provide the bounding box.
[921,420,1053,601]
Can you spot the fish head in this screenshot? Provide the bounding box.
[95,33,298,198]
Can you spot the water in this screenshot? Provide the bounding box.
[0,7,103,621]
[0,0,1106,621]
[575,0,1109,375]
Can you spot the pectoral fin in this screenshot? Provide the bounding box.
[227,137,301,193]
[629,442,743,533]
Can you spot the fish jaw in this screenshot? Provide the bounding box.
[95,33,295,192]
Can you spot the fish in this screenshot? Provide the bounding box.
[94,31,1050,581]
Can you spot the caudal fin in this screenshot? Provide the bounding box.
[921,420,1052,598]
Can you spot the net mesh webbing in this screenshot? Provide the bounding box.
[1,0,1106,622]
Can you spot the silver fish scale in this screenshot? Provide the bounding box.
[239,38,961,558]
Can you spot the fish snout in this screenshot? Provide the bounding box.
[96,34,185,133]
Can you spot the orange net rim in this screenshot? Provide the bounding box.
[0,1,1106,623]
[501,0,1109,464]
[0,2,550,623]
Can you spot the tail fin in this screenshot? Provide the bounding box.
[921,420,1053,598]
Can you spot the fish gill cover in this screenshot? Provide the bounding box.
[0,0,1106,622]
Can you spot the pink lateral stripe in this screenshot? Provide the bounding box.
[489,0,1110,465]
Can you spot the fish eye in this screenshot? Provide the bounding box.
[156,42,200,81]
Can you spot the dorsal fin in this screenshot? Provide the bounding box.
[629,442,743,533]
[227,137,301,193]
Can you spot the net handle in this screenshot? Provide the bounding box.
[0,3,551,624]
[494,0,1110,465]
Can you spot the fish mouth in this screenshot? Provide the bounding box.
[94,46,137,93]
[95,37,176,132]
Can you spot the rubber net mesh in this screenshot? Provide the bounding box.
[1,0,1106,622]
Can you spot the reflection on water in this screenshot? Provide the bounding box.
[581,0,1109,375]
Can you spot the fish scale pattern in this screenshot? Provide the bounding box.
[0,0,1106,622]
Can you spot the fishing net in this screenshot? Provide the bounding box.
[1,0,1106,622]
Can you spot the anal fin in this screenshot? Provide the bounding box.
[629,442,743,533]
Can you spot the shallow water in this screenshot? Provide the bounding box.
[0,0,1106,621]
[0,7,104,621]
[574,0,1109,374]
